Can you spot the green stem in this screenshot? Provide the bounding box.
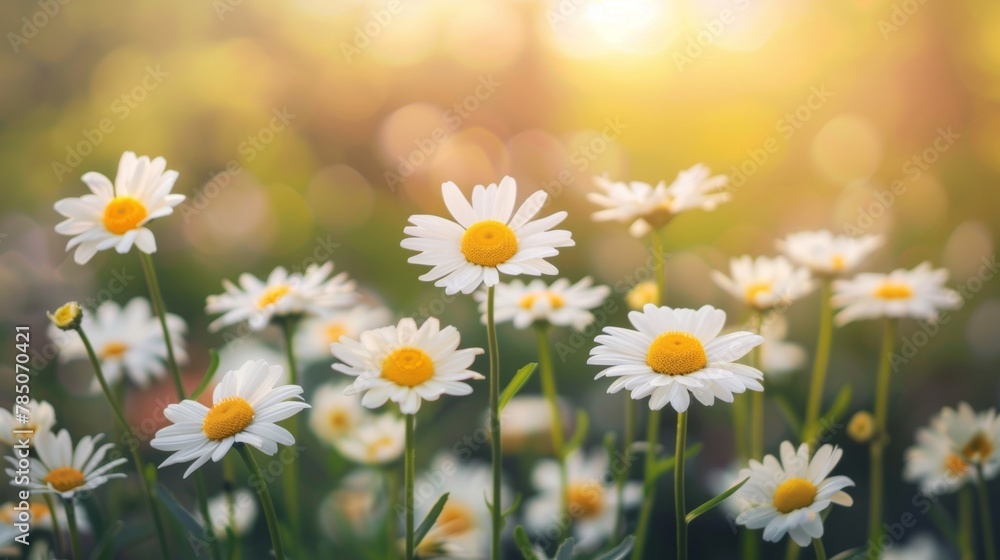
[959,485,974,560]
[630,408,661,560]
[535,325,569,536]
[73,326,171,560]
[616,396,635,536]
[277,317,302,550]
[223,455,240,559]
[194,473,220,560]
[44,494,63,556]
[732,395,748,462]
[675,411,688,560]
[804,280,834,447]
[784,540,798,560]
[64,500,83,560]
[867,319,896,556]
[138,252,184,399]
[237,445,285,560]
[384,467,400,560]
[487,286,502,560]
[750,313,764,460]
[812,538,827,560]
[975,465,997,560]
[405,414,416,560]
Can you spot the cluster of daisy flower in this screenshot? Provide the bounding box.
[17,149,990,560]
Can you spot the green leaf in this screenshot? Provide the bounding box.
[502,492,524,519]
[563,409,590,455]
[821,384,852,424]
[514,526,541,560]
[774,394,803,435]
[155,483,212,554]
[499,363,537,413]
[554,537,577,560]
[927,503,961,551]
[686,477,749,524]
[594,536,636,560]
[653,443,703,479]
[87,520,123,560]
[414,493,450,548]
[191,349,221,400]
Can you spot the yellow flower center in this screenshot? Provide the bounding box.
[874,281,913,300]
[102,196,148,235]
[329,410,352,433]
[831,255,845,271]
[382,347,435,387]
[324,323,349,344]
[0,503,50,524]
[49,302,81,328]
[202,397,255,441]
[945,453,968,476]
[962,433,994,463]
[646,331,707,376]
[460,220,518,267]
[773,477,817,514]
[435,501,476,536]
[626,281,659,311]
[100,341,128,359]
[567,481,605,520]
[744,282,772,304]
[43,467,86,493]
[519,292,565,310]
[367,436,397,460]
[257,284,291,309]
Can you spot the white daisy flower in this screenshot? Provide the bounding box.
[401,178,575,296]
[150,359,310,478]
[588,304,765,413]
[198,488,259,538]
[935,402,999,480]
[831,262,962,326]
[214,340,287,385]
[710,255,814,311]
[759,315,807,381]
[4,429,127,500]
[333,413,406,465]
[589,164,730,238]
[475,277,610,331]
[332,318,484,415]
[415,453,511,559]
[319,470,388,542]
[206,262,357,332]
[0,399,56,446]
[309,382,368,445]
[495,395,563,455]
[777,230,883,276]
[735,441,855,547]
[54,151,185,265]
[881,533,948,560]
[0,500,88,536]
[525,449,641,552]
[903,417,974,496]
[47,297,187,390]
[295,304,394,362]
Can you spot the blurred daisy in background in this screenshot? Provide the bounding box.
[215,340,287,385]
[711,255,814,311]
[151,359,309,477]
[589,164,730,238]
[880,533,948,560]
[758,315,807,381]
[319,470,388,544]
[526,448,641,552]
[831,262,962,326]
[401,178,574,295]
[705,462,751,519]
[903,414,974,496]
[332,317,484,415]
[48,297,187,390]
[333,413,405,466]
[589,304,764,412]
[199,488,259,538]
[206,262,357,332]
[415,454,510,559]
[777,230,883,276]
[53,151,185,265]
[6,429,127,499]
[296,304,393,362]
[309,381,368,446]
[0,399,56,446]
[735,442,854,547]
[935,402,999,480]
[625,280,659,311]
[477,277,610,331]
[496,395,564,455]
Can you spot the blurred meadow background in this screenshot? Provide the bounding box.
[1,0,999,557]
